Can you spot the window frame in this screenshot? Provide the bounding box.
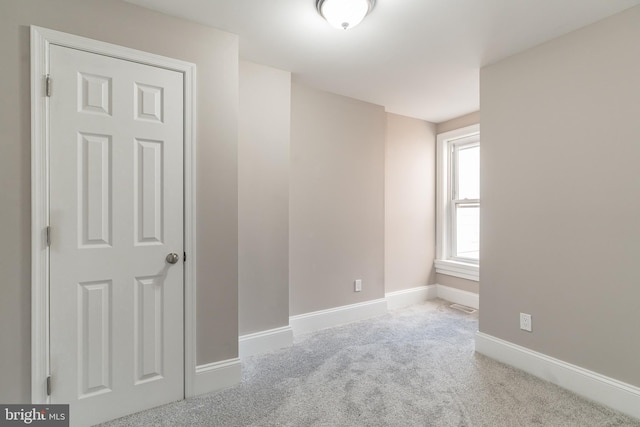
[435,124,480,281]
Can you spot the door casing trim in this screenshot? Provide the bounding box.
[30,26,198,403]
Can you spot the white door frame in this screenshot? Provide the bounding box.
[30,26,198,404]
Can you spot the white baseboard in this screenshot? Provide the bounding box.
[290,298,387,335]
[238,286,475,360]
[192,358,241,396]
[475,332,640,421]
[385,285,438,310]
[435,284,479,309]
[239,325,293,359]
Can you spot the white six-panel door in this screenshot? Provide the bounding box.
[49,44,184,426]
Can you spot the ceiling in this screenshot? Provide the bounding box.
[124,0,640,123]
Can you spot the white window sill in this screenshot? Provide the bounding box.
[434,259,479,282]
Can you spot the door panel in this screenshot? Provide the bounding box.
[78,132,112,248]
[134,138,164,245]
[49,44,184,427]
[77,279,112,398]
[134,274,164,384]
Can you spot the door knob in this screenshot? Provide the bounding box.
[166,253,180,264]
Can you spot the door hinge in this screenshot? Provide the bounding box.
[46,226,51,247]
[46,376,52,396]
[183,252,187,263]
[45,74,52,97]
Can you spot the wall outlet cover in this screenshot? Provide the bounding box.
[520,313,532,332]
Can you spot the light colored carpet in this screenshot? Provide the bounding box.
[100,299,640,426]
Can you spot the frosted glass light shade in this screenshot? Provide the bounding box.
[317,0,375,30]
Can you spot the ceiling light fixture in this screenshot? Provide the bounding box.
[316,0,376,30]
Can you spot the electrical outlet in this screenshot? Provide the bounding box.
[520,313,532,332]
[354,279,362,292]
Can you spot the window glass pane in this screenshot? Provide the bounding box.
[457,145,479,200]
[455,204,479,260]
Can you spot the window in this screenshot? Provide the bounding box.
[435,124,480,281]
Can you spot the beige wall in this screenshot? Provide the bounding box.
[436,111,480,134]
[435,274,479,293]
[384,113,436,293]
[434,112,480,293]
[290,83,386,315]
[0,0,239,402]
[480,5,640,387]
[239,61,291,334]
